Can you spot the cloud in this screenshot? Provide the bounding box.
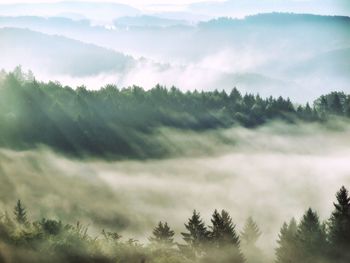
[1,120,350,260]
[189,0,350,17]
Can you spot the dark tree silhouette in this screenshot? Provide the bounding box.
[2,69,349,159]
[180,210,210,259]
[330,93,344,115]
[328,186,350,262]
[204,210,245,263]
[275,218,298,263]
[295,208,328,263]
[13,200,28,225]
[1,187,350,263]
[149,221,175,248]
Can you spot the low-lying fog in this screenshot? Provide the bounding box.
[1,13,350,102]
[1,120,350,258]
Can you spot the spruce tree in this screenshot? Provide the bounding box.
[329,93,344,115]
[328,186,350,262]
[149,221,175,248]
[275,218,298,263]
[296,208,328,263]
[205,210,244,263]
[210,210,240,247]
[241,217,264,263]
[13,200,28,225]
[181,210,210,258]
[241,217,261,246]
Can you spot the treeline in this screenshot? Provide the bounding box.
[0,186,349,263]
[0,68,349,158]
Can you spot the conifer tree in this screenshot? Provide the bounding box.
[241,217,261,246]
[181,210,210,257]
[210,210,240,247]
[241,217,264,263]
[328,186,350,262]
[296,208,328,263]
[14,200,28,225]
[149,221,175,248]
[205,210,244,263]
[330,93,343,115]
[275,218,298,263]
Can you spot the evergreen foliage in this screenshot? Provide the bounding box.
[328,186,350,262]
[149,221,175,248]
[275,219,298,263]
[240,217,265,263]
[180,210,210,259]
[241,217,261,246]
[204,210,244,263]
[0,187,350,262]
[1,69,349,159]
[13,200,28,225]
[295,209,328,263]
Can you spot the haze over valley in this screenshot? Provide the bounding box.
[0,1,350,263]
[1,1,350,101]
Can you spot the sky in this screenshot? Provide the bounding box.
[0,0,348,16]
[0,0,223,7]
[0,0,219,3]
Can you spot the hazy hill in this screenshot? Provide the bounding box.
[189,0,350,18]
[114,15,188,27]
[0,1,141,22]
[1,13,349,100]
[0,27,135,77]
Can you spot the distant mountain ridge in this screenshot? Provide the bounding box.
[199,13,350,27]
[0,27,135,76]
[0,12,349,101]
[114,15,189,27]
[0,1,141,22]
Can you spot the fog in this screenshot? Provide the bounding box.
[1,120,350,259]
[1,13,349,102]
[1,1,350,20]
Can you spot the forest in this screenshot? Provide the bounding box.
[0,186,348,263]
[0,68,349,159]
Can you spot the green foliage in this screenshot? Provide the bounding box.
[37,219,63,236]
[13,200,28,226]
[328,186,350,262]
[209,210,240,247]
[205,210,245,263]
[295,209,328,263]
[149,222,175,248]
[241,217,261,246]
[275,218,298,263]
[240,217,265,263]
[2,68,345,159]
[180,210,210,259]
[2,188,350,262]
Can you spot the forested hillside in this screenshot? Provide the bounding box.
[0,68,349,158]
[0,186,349,263]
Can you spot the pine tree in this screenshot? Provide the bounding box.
[330,93,343,115]
[296,208,328,263]
[303,103,314,121]
[230,87,242,102]
[240,217,264,263]
[181,210,210,258]
[149,221,175,248]
[210,210,240,246]
[241,217,261,246]
[205,210,244,263]
[275,218,298,263]
[328,186,350,262]
[13,200,28,225]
